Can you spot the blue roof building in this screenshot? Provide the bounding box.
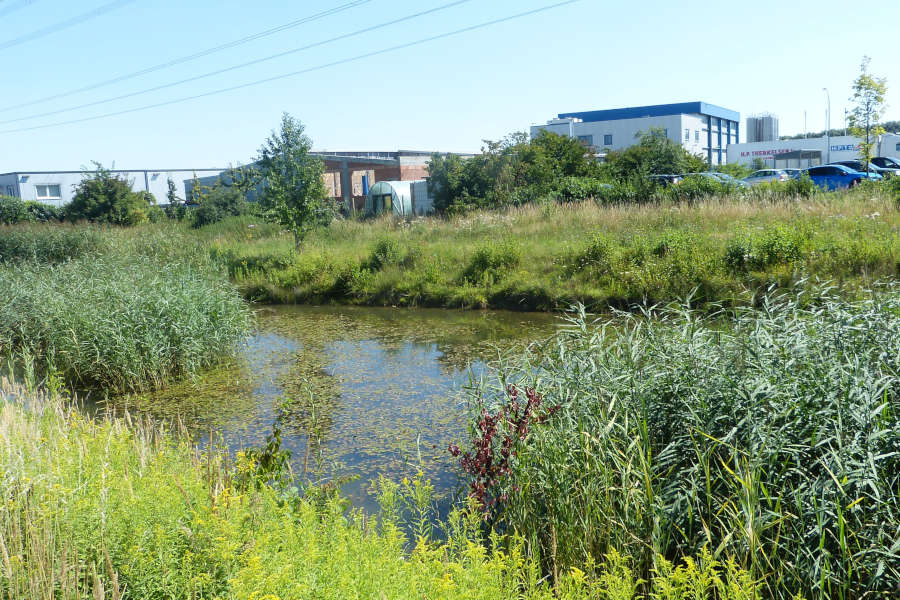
[531,101,741,166]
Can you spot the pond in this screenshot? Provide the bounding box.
[114,305,562,512]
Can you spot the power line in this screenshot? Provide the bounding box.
[0,0,40,18]
[0,0,580,134]
[0,0,372,113]
[0,0,474,125]
[0,0,138,51]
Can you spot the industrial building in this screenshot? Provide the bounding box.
[726,133,900,168]
[190,150,467,213]
[0,168,225,207]
[531,101,741,165]
[746,114,779,143]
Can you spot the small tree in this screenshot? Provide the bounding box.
[65,162,152,226]
[848,56,887,172]
[605,128,708,179]
[257,113,330,249]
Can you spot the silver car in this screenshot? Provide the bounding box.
[743,169,789,185]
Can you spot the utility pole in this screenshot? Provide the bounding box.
[822,88,831,163]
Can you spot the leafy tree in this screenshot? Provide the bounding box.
[166,177,181,206]
[427,130,602,213]
[257,113,331,249]
[715,162,753,179]
[227,163,262,202]
[605,128,708,179]
[190,186,250,228]
[65,163,153,226]
[848,56,887,172]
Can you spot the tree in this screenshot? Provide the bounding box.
[257,113,331,249]
[166,177,181,206]
[65,162,153,225]
[848,56,887,172]
[605,128,708,179]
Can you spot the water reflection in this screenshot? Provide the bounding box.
[115,305,560,511]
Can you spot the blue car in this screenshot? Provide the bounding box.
[803,164,882,190]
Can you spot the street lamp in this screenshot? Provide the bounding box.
[823,88,831,163]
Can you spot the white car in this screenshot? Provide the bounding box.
[742,169,789,186]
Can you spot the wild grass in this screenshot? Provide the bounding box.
[205,185,900,310]
[0,223,108,263]
[0,230,251,392]
[460,285,900,599]
[0,379,759,599]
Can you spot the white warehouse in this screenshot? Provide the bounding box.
[0,168,225,207]
[531,101,741,166]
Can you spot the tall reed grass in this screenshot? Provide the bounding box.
[462,286,900,599]
[0,380,758,599]
[0,223,107,263]
[0,253,250,392]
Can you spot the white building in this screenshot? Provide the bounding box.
[530,101,741,166]
[726,134,900,168]
[0,168,225,207]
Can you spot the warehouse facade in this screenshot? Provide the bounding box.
[0,168,225,207]
[531,101,740,166]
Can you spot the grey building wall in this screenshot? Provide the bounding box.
[0,168,225,207]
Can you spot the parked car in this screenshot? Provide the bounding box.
[742,169,789,185]
[680,172,750,188]
[803,164,882,190]
[709,172,751,188]
[830,160,896,178]
[648,174,682,186]
[871,156,900,170]
[781,168,806,179]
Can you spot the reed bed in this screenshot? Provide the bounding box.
[0,253,251,393]
[462,286,900,599]
[0,379,758,599]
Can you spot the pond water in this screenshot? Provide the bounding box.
[114,305,562,512]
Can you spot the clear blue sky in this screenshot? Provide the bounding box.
[1,0,898,171]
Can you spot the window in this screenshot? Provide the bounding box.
[896,142,900,152]
[684,128,690,141]
[695,130,700,142]
[577,134,594,146]
[603,134,613,146]
[35,184,61,201]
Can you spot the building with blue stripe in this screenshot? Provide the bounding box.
[531,101,741,166]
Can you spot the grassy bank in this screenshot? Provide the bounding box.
[0,380,758,599]
[456,287,900,599]
[205,186,900,310]
[0,225,251,392]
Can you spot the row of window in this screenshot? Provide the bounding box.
[577,134,614,147]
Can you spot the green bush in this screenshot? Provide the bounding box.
[64,164,155,226]
[725,225,809,271]
[0,195,29,224]
[191,186,252,228]
[555,177,614,203]
[460,289,900,599]
[462,240,522,284]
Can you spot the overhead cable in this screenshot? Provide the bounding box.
[0,0,473,124]
[0,0,138,52]
[0,0,580,134]
[0,0,372,113]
